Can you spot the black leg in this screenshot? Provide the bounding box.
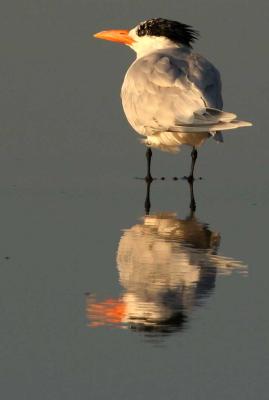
[145,147,153,183]
[144,179,152,215]
[188,147,197,183]
[189,180,196,213]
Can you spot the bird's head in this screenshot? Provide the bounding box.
[94,18,199,57]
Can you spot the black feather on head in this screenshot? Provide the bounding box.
[137,18,199,48]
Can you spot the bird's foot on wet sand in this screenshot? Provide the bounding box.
[134,176,157,181]
[182,175,202,183]
[145,174,153,183]
[135,175,203,182]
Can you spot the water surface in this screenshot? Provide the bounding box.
[0,0,268,399]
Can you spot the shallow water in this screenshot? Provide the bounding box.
[0,0,268,399]
[87,185,247,338]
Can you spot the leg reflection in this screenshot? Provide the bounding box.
[144,179,152,215]
[189,180,196,213]
[144,178,197,215]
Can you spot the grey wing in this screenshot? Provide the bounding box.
[121,50,223,136]
[187,52,223,110]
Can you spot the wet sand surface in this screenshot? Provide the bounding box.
[0,1,268,399]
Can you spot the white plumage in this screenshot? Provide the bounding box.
[94,18,252,176]
[122,32,251,152]
[87,212,246,332]
[116,212,246,330]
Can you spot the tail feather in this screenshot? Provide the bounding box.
[193,108,237,124]
[171,107,252,133]
[143,107,252,152]
[168,119,252,133]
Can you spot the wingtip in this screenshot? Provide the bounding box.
[241,121,253,127]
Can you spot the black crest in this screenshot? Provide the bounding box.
[136,18,199,48]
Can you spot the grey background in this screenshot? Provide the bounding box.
[0,0,268,399]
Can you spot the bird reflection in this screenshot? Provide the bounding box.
[87,181,246,337]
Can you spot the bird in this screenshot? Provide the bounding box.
[94,18,252,182]
[86,209,246,335]
[86,182,246,336]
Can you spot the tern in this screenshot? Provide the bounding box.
[87,209,245,333]
[94,18,252,182]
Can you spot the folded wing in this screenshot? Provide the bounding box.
[121,49,251,138]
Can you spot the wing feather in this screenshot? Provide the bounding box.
[121,48,223,134]
[121,48,251,137]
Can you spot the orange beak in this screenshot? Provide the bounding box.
[94,29,134,45]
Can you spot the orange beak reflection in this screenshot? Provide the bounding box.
[94,29,134,45]
[87,297,126,327]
